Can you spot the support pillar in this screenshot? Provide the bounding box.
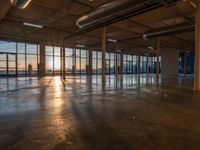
[194,0,200,90]
[102,27,106,83]
[72,49,76,76]
[62,42,66,80]
[39,43,46,77]
[88,49,93,76]
[16,42,18,77]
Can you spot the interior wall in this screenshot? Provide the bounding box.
[161,49,179,77]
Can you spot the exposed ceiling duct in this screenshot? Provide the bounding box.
[76,0,178,28]
[143,21,195,40]
[10,0,31,9]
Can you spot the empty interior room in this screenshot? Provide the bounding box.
[0,0,200,149]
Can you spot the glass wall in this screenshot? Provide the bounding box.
[80,49,88,74]
[54,47,61,75]
[26,44,39,75]
[65,48,73,75]
[1,40,164,77]
[148,56,161,74]
[140,56,147,74]
[45,46,53,75]
[123,54,137,74]
[76,49,81,74]
[110,53,116,74]
[92,51,102,75]
[45,46,61,75]
[0,40,39,76]
[179,52,194,74]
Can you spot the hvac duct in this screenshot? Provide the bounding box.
[143,21,195,40]
[10,0,31,9]
[76,0,178,28]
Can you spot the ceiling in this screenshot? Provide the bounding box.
[0,0,196,54]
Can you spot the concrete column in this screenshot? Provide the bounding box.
[53,46,55,76]
[39,43,46,77]
[62,43,66,80]
[72,49,76,76]
[16,42,18,77]
[194,0,200,90]
[88,49,93,76]
[156,39,160,76]
[161,49,179,77]
[102,27,106,83]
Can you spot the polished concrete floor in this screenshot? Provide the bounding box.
[0,75,200,150]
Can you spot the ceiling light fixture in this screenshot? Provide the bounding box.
[23,22,43,28]
[147,46,155,50]
[10,0,32,9]
[108,39,117,42]
[76,44,85,48]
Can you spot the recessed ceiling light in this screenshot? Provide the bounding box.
[23,22,43,28]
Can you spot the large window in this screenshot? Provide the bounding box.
[110,53,116,74]
[80,49,88,74]
[148,56,161,74]
[140,56,147,73]
[0,40,39,76]
[92,51,102,75]
[45,46,61,75]
[45,46,53,75]
[65,48,73,75]
[26,44,38,75]
[123,54,137,74]
[0,41,16,53]
[179,52,194,74]
[54,47,61,75]
[76,49,81,74]
[1,40,165,77]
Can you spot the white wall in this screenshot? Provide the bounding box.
[161,49,179,77]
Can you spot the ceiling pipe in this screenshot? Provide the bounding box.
[76,0,178,28]
[182,0,196,8]
[143,21,195,40]
[10,0,32,9]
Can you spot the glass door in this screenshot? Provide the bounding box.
[0,53,16,77]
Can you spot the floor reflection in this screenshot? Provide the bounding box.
[0,74,198,150]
